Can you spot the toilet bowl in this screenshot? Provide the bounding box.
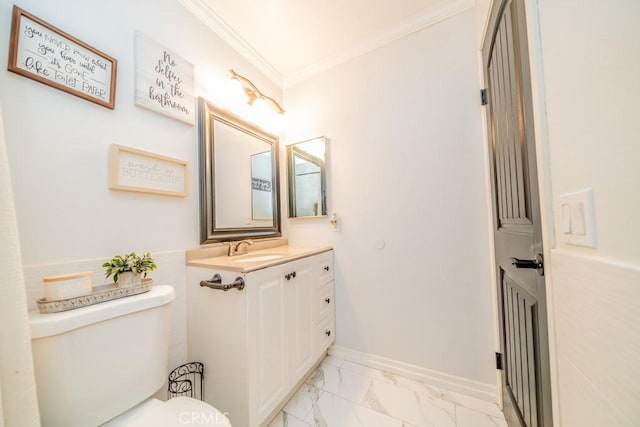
[29,285,231,426]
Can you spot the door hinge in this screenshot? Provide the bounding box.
[496,352,503,370]
[481,89,488,105]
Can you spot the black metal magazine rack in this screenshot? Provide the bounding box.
[167,362,204,401]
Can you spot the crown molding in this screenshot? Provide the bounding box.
[283,0,475,87]
[178,0,283,86]
[180,0,474,89]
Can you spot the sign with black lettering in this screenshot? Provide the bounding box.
[8,6,117,109]
[134,32,195,125]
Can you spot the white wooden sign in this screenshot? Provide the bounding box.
[109,144,188,197]
[134,32,195,125]
[8,6,117,109]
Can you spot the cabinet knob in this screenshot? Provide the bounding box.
[285,273,291,280]
[324,298,331,304]
[325,329,332,337]
[323,265,330,272]
[292,271,296,278]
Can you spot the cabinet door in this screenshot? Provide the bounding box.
[285,257,315,383]
[187,267,250,426]
[246,265,289,425]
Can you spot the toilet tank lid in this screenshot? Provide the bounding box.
[29,285,175,339]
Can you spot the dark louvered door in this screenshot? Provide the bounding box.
[482,0,552,426]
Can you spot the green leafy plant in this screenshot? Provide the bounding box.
[102,251,158,283]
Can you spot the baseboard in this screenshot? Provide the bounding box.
[329,345,497,402]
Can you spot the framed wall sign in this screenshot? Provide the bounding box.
[109,144,188,197]
[7,6,117,109]
[134,32,195,125]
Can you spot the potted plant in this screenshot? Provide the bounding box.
[102,251,157,287]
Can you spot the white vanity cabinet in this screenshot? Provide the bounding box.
[186,249,334,427]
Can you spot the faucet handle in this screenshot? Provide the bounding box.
[223,241,237,257]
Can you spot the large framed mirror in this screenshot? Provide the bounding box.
[287,137,327,218]
[198,97,281,243]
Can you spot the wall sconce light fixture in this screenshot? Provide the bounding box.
[229,69,285,115]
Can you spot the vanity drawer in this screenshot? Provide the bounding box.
[316,314,335,353]
[313,251,334,287]
[315,281,335,323]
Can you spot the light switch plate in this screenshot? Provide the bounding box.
[561,203,572,234]
[558,188,597,247]
[570,202,586,235]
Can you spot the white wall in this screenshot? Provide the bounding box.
[478,0,640,424]
[0,0,281,377]
[284,9,497,388]
[538,0,640,264]
[0,0,281,265]
[534,0,640,424]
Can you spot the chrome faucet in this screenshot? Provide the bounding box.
[226,239,253,256]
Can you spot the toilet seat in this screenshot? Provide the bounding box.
[102,397,231,426]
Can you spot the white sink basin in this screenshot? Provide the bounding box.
[232,254,285,263]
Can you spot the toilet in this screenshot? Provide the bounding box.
[28,285,231,426]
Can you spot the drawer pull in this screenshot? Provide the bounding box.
[323,265,330,272]
[200,274,245,291]
[325,329,332,337]
[324,298,331,304]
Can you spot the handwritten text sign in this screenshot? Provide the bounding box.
[8,6,117,109]
[134,32,195,125]
[109,144,188,197]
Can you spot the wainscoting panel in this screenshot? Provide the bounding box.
[551,250,640,425]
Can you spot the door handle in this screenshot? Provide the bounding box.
[511,254,544,276]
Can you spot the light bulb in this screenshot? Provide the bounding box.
[250,97,270,128]
[253,97,269,115]
[228,77,248,103]
[271,112,285,134]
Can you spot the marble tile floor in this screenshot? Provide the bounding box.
[268,355,507,427]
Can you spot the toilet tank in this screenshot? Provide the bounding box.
[29,285,175,427]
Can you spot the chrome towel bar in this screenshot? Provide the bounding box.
[200,273,245,291]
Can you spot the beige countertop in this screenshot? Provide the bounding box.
[186,244,332,273]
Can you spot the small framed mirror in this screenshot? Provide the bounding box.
[198,97,281,243]
[287,137,327,218]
